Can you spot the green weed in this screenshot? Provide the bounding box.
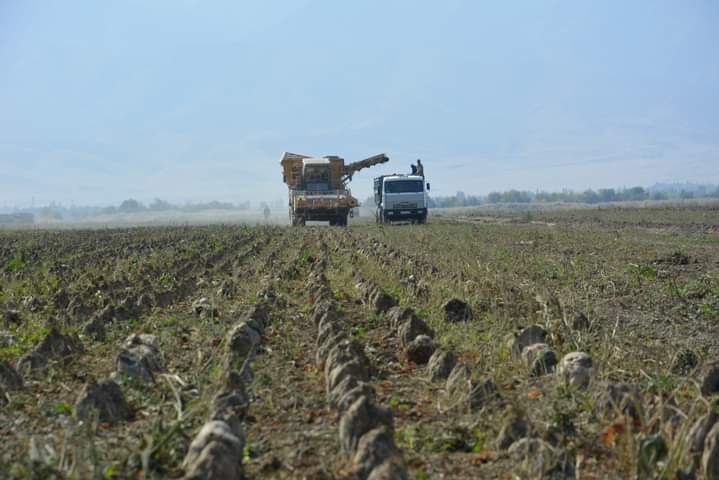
[7,251,27,273]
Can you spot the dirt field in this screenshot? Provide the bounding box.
[1,204,718,479]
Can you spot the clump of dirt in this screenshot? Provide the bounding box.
[656,251,692,265]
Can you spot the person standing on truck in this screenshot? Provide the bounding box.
[410,163,417,175]
[416,159,424,177]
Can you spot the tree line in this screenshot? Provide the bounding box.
[99,198,252,214]
[427,185,719,208]
[3,199,256,221]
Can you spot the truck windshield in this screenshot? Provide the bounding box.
[385,180,423,194]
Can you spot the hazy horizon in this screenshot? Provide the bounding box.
[2,1,718,207]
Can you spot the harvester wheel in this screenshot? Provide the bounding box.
[290,213,305,226]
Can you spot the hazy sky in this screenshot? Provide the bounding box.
[2,0,718,206]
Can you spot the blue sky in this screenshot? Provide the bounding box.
[1,0,718,206]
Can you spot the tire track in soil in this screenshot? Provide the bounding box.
[309,239,408,480]
[341,282,490,479]
[245,234,410,479]
[243,237,345,479]
[181,288,276,477]
[324,230,506,479]
[163,228,297,477]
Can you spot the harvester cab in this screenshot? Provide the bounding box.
[302,158,332,191]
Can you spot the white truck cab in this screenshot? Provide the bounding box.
[374,174,430,224]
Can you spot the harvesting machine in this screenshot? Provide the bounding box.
[280,152,389,226]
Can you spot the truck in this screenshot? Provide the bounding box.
[373,174,430,224]
[281,152,389,226]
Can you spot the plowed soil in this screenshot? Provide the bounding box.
[1,205,718,479]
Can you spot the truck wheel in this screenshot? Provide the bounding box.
[417,215,427,225]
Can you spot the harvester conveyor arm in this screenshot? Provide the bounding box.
[342,153,389,182]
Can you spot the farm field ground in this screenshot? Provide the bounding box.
[1,203,718,479]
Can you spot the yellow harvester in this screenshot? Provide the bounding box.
[280,152,389,226]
